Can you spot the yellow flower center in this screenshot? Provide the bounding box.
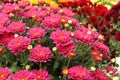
[0,73,5,78]
[15,25,19,29]
[37,75,41,79]
[21,78,25,80]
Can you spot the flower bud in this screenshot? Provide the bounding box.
[64,23,69,28]
[90,66,96,71]
[52,47,57,52]
[111,58,116,63]
[27,45,33,50]
[70,32,74,37]
[14,34,19,38]
[68,20,72,24]
[9,13,14,17]
[62,68,69,76]
[25,65,30,70]
[69,51,76,58]
[0,47,4,54]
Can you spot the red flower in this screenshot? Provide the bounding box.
[82,5,92,15]
[114,31,120,41]
[94,5,108,17]
[89,16,98,26]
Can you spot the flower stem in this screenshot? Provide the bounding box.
[40,62,42,68]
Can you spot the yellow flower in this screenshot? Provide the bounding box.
[20,0,39,5]
[58,0,66,2]
[49,1,58,7]
[45,0,52,4]
[29,0,39,5]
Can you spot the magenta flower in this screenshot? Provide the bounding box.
[0,67,12,80]
[74,30,93,45]
[12,70,35,80]
[68,66,93,80]
[41,14,61,30]
[58,8,75,17]
[31,69,51,80]
[57,43,76,57]
[51,30,73,46]
[7,21,26,34]
[29,45,53,62]
[27,27,45,40]
[0,32,14,46]
[74,27,99,45]
[93,42,110,55]
[91,69,109,80]
[0,13,10,26]
[7,36,31,56]
[2,3,15,13]
[0,25,6,34]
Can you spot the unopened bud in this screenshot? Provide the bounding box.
[52,47,57,51]
[98,35,104,40]
[111,58,116,63]
[14,34,19,38]
[9,13,14,17]
[62,68,69,76]
[70,32,74,37]
[90,67,96,71]
[27,45,33,50]
[68,20,72,24]
[64,23,69,28]
[25,65,30,70]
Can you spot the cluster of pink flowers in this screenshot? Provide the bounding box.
[0,67,51,80]
[68,65,111,80]
[0,1,115,80]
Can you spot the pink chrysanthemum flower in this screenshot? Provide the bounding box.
[74,27,99,45]
[41,14,61,30]
[31,69,51,80]
[70,18,80,28]
[0,67,12,80]
[7,21,26,34]
[51,30,73,46]
[106,66,117,76]
[0,32,14,46]
[7,36,31,56]
[68,66,93,80]
[12,70,35,80]
[18,1,30,7]
[27,27,46,40]
[2,4,15,13]
[0,25,6,34]
[29,45,53,62]
[93,42,110,55]
[0,14,10,26]
[57,43,76,57]
[91,69,109,80]
[74,30,93,45]
[58,8,75,17]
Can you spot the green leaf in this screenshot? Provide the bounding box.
[53,61,59,69]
